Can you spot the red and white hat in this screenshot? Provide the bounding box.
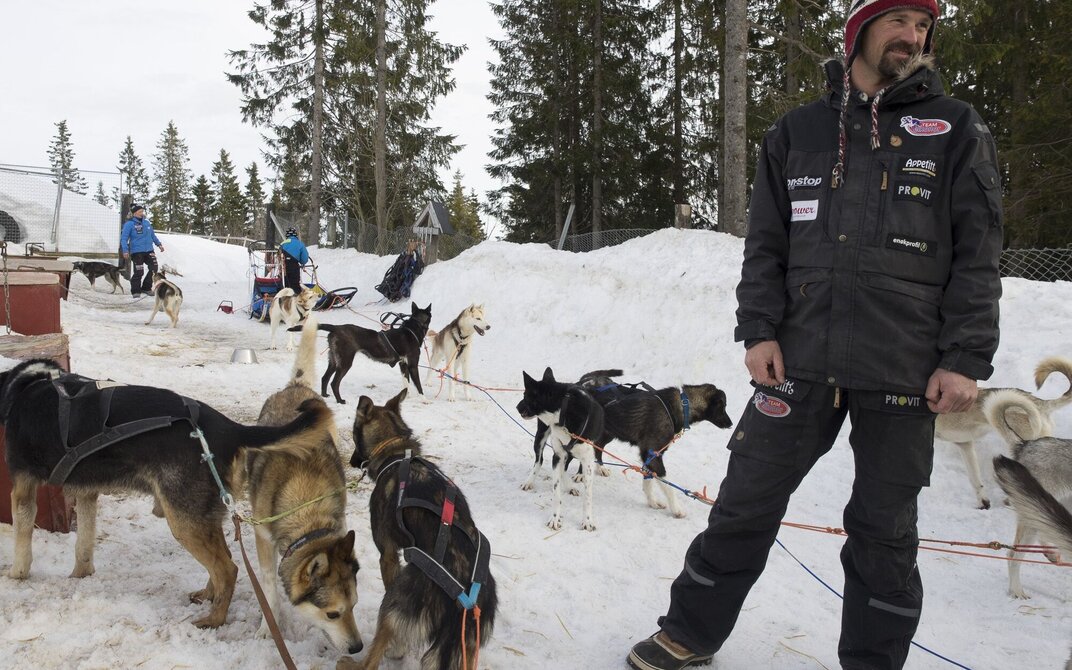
[844,0,940,62]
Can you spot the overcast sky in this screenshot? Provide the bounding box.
[1,0,503,219]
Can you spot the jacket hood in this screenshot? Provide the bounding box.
[823,54,943,109]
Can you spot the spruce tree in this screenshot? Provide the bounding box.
[46,120,88,194]
[445,171,485,240]
[115,136,151,205]
[244,162,266,238]
[189,175,213,236]
[93,181,110,206]
[210,149,245,236]
[150,121,193,232]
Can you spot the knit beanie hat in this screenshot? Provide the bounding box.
[831,0,940,189]
[844,0,940,63]
[130,203,145,215]
[285,227,298,238]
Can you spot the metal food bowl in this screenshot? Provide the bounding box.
[230,348,259,364]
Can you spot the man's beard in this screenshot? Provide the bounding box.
[877,41,920,80]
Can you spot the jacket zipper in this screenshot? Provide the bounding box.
[872,162,889,245]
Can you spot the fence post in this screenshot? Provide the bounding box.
[556,203,576,251]
[50,169,65,246]
[675,203,693,229]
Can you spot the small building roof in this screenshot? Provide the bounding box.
[413,200,454,235]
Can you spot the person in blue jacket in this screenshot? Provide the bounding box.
[120,203,165,297]
[279,227,311,291]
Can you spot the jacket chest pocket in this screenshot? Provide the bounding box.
[785,150,835,244]
[870,153,943,248]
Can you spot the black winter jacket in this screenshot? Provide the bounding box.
[734,59,1003,394]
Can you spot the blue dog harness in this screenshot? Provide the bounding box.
[393,451,490,610]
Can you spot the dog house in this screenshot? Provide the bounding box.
[412,201,453,264]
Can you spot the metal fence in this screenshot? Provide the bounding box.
[552,228,659,253]
[344,218,481,261]
[0,164,124,257]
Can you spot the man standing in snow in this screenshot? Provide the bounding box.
[121,203,165,298]
[279,226,311,292]
[628,2,1002,669]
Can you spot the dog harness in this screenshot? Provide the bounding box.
[46,373,202,486]
[376,314,423,364]
[392,451,491,611]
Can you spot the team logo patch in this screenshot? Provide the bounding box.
[790,199,819,222]
[753,392,791,418]
[886,234,936,257]
[883,393,925,409]
[761,379,800,400]
[894,182,934,205]
[900,116,952,137]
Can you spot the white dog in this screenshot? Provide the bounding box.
[263,286,318,350]
[934,356,1072,509]
[424,303,490,400]
[145,272,183,328]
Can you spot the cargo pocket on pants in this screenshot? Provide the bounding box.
[728,378,815,468]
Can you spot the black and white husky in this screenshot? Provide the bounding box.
[72,260,124,294]
[145,272,183,328]
[424,303,491,401]
[517,367,605,531]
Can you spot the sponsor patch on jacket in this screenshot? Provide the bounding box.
[894,182,934,205]
[900,116,952,137]
[886,234,936,257]
[790,199,819,222]
[753,392,791,418]
[883,393,928,411]
[759,379,802,401]
[786,175,823,191]
[900,157,937,179]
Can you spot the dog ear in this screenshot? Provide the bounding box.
[522,371,535,388]
[305,552,329,579]
[339,530,356,557]
[386,388,407,413]
[354,396,375,423]
[542,367,555,382]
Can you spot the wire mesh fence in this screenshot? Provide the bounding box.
[552,228,658,253]
[0,164,124,257]
[999,247,1072,282]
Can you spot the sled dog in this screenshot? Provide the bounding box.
[0,358,332,629]
[240,315,362,653]
[993,455,1072,669]
[517,367,605,530]
[263,286,318,351]
[301,302,431,404]
[72,260,124,294]
[985,391,1072,599]
[424,303,491,401]
[934,356,1072,509]
[343,389,497,670]
[145,271,183,328]
[522,369,622,491]
[596,381,733,517]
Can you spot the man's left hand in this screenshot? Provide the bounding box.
[925,369,977,414]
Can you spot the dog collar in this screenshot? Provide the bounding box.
[282,527,335,560]
[681,391,691,431]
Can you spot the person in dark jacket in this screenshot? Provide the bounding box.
[279,227,311,291]
[628,2,1002,669]
[120,203,165,298]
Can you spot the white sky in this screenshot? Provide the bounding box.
[0,0,503,205]
[1,230,1069,668]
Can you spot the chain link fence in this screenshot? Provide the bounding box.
[552,228,657,253]
[0,164,123,257]
[999,247,1072,282]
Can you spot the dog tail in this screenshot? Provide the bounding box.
[984,390,1050,447]
[426,328,438,339]
[994,455,1072,557]
[578,369,624,385]
[236,398,333,458]
[1035,356,1072,412]
[291,315,319,390]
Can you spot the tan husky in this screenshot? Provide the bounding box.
[239,315,363,654]
[146,271,183,328]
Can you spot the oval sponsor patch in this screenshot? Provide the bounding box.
[899,115,952,137]
[752,392,791,418]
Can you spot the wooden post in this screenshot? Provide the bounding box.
[674,203,693,229]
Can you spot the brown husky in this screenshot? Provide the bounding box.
[339,389,497,670]
[240,315,363,654]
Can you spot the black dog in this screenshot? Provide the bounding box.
[517,367,605,530]
[343,389,497,670]
[521,368,623,491]
[296,302,432,404]
[72,260,124,293]
[0,358,332,629]
[597,382,733,517]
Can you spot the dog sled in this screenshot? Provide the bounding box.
[226,241,359,319]
[374,239,425,303]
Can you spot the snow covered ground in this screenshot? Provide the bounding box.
[1,229,1070,669]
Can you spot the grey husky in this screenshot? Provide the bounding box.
[935,356,1072,509]
[985,390,1072,599]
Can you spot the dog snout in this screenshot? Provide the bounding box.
[348,640,363,655]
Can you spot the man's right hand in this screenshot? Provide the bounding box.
[746,340,785,386]
[122,252,129,259]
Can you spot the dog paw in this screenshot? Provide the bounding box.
[977,498,991,510]
[597,466,611,477]
[571,473,585,483]
[143,321,151,326]
[7,566,29,580]
[672,509,687,519]
[520,481,534,491]
[192,613,225,629]
[546,516,562,531]
[70,563,95,578]
[648,499,667,510]
[1045,549,1062,564]
[580,519,597,531]
[568,487,581,497]
[188,588,213,604]
[1008,588,1030,600]
[256,622,272,639]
